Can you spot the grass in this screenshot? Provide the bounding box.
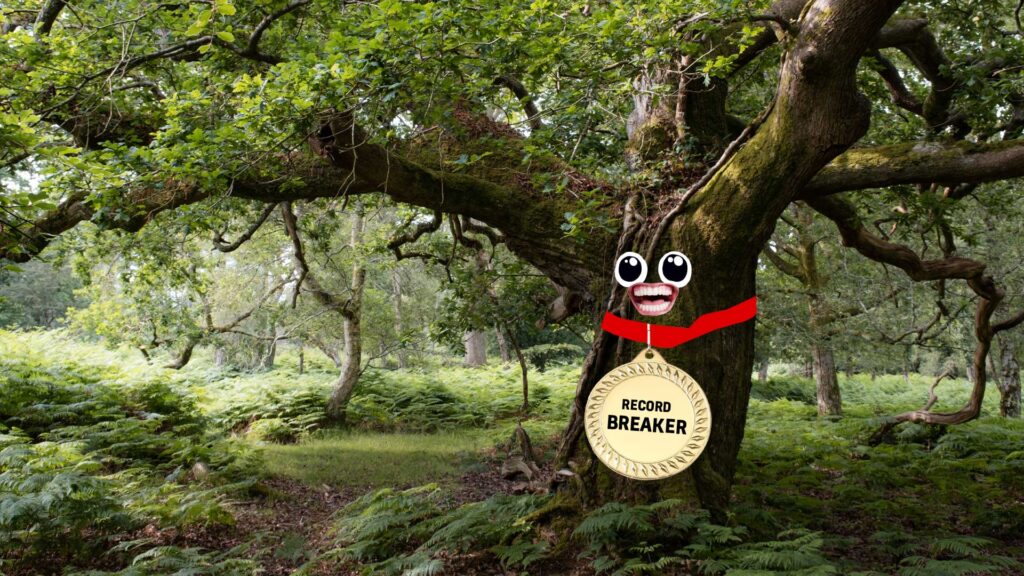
[260,430,492,489]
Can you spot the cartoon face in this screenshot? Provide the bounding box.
[614,251,692,316]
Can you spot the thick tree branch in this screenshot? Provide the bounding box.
[811,194,1004,433]
[802,139,1024,197]
[875,18,967,135]
[34,0,66,35]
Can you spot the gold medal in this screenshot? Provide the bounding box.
[584,349,711,480]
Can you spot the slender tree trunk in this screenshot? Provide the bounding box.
[214,346,227,367]
[463,330,487,366]
[392,269,408,369]
[298,341,305,375]
[505,326,529,413]
[757,359,769,382]
[998,338,1021,418]
[812,341,842,416]
[260,326,277,370]
[327,207,366,423]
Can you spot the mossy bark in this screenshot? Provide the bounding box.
[561,0,906,517]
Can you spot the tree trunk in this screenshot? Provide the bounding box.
[260,326,277,370]
[561,254,758,516]
[214,346,227,367]
[503,326,529,414]
[757,359,769,383]
[463,330,487,367]
[326,207,367,423]
[998,338,1022,418]
[496,325,512,363]
[298,342,305,375]
[812,341,842,416]
[392,269,408,369]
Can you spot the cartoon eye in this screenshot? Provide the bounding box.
[614,252,647,287]
[658,251,692,287]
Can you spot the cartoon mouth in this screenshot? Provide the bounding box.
[629,283,678,316]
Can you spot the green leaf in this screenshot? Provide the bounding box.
[216,31,236,42]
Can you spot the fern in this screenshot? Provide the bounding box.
[895,535,1023,576]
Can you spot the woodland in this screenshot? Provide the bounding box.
[1,0,1024,574]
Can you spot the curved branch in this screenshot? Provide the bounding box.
[34,0,66,35]
[212,202,278,252]
[805,195,986,281]
[494,75,543,132]
[242,0,311,64]
[811,194,1004,433]
[387,209,444,261]
[867,49,923,115]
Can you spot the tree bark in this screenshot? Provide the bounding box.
[463,330,488,367]
[558,0,905,517]
[496,326,512,363]
[326,207,367,423]
[813,341,842,416]
[260,325,277,370]
[758,359,769,382]
[998,338,1022,418]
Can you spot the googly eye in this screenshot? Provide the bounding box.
[658,251,692,287]
[614,252,647,287]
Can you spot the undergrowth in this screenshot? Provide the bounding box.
[3,331,1023,574]
[0,333,259,574]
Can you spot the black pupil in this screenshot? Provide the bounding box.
[662,255,688,282]
[618,257,643,282]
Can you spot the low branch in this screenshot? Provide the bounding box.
[812,194,1004,434]
[993,309,1024,333]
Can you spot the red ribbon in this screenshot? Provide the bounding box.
[601,297,757,348]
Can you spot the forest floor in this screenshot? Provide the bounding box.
[1,331,1023,575]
